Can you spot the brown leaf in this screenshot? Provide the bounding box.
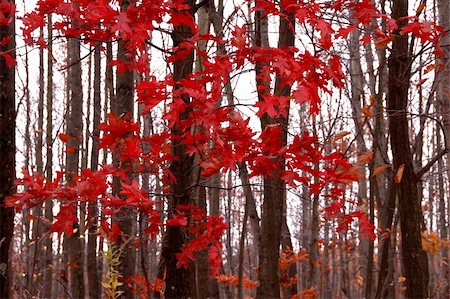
[423,63,435,74]
[394,164,405,183]
[372,165,390,176]
[333,131,351,142]
[381,229,391,242]
[358,151,373,165]
[361,105,373,117]
[25,214,39,221]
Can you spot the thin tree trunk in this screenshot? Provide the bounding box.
[437,0,450,295]
[65,27,85,299]
[87,42,101,299]
[43,14,54,299]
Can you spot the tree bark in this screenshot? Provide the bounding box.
[256,6,294,298]
[111,1,136,297]
[65,26,85,299]
[43,15,54,299]
[437,0,450,295]
[0,1,15,296]
[387,0,429,297]
[87,42,101,299]
[161,1,195,297]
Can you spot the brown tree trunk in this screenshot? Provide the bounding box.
[256,7,295,298]
[160,1,195,297]
[375,178,396,299]
[437,0,450,295]
[111,2,136,298]
[29,24,46,297]
[65,29,85,298]
[87,42,101,299]
[43,14,54,299]
[0,1,15,296]
[387,0,429,297]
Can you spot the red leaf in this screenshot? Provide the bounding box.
[112,11,132,37]
[208,245,222,277]
[65,147,76,153]
[67,262,80,269]
[0,36,11,46]
[59,133,70,142]
[315,19,333,49]
[324,202,343,218]
[166,213,187,226]
[51,205,78,237]
[0,51,16,68]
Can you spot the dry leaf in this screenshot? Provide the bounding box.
[394,164,405,183]
[357,275,364,286]
[398,276,406,283]
[372,165,390,176]
[358,151,374,165]
[333,131,351,142]
[381,229,391,242]
[423,63,435,74]
[361,105,373,117]
[26,214,39,221]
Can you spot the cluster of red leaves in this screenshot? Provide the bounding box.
[215,274,258,289]
[174,205,228,277]
[279,247,308,289]
[126,275,164,299]
[0,0,16,67]
[291,287,318,299]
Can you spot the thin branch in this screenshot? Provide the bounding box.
[416,148,449,179]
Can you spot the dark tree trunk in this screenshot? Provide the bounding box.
[375,178,396,299]
[387,0,429,297]
[87,43,101,299]
[43,14,54,299]
[161,1,195,297]
[256,8,294,299]
[0,1,15,297]
[65,30,85,299]
[111,1,136,298]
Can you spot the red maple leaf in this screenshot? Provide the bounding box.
[51,205,78,237]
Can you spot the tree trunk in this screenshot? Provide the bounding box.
[161,1,195,297]
[65,28,85,299]
[87,42,101,299]
[255,5,294,298]
[0,1,15,296]
[387,0,429,297]
[43,14,54,299]
[437,0,450,295]
[111,2,136,298]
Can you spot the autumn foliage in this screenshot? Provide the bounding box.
[4,0,446,296]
